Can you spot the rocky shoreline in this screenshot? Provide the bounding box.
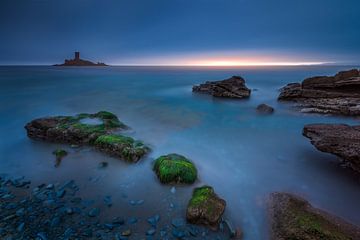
[0,174,236,240]
[278,69,360,116]
[303,123,360,174]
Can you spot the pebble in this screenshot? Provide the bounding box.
[88,208,100,217]
[103,195,112,207]
[171,218,186,228]
[146,228,156,236]
[121,229,131,236]
[170,186,176,194]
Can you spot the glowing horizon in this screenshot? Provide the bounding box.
[111,52,334,66]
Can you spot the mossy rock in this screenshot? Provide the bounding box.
[53,149,67,158]
[186,186,226,230]
[269,192,360,240]
[94,134,150,162]
[153,154,197,184]
[25,111,126,144]
[25,111,149,162]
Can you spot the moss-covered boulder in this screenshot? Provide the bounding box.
[186,186,226,230]
[25,111,126,144]
[153,154,197,184]
[94,134,150,162]
[268,192,360,240]
[25,111,150,162]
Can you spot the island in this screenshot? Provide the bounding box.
[54,52,108,66]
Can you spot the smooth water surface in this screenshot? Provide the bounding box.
[0,65,359,239]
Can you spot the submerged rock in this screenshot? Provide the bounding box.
[303,123,360,173]
[153,154,197,184]
[268,192,360,240]
[278,69,360,116]
[193,76,251,98]
[25,111,150,162]
[52,149,67,167]
[256,104,274,114]
[186,186,226,230]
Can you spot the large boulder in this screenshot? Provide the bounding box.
[193,76,251,98]
[268,192,360,240]
[153,154,197,184]
[25,111,150,162]
[25,111,126,144]
[303,123,360,173]
[278,69,360,116]
[186,186,226,230]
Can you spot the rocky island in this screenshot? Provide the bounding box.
[193,76,251,98]
[278,69,360,116]
[303,123,360,174]
[54,52,108,66]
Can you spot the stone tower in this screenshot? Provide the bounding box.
[75,52,80,60]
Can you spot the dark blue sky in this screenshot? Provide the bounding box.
[0,0,359,65]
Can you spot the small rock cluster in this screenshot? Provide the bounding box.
[0,174,235,239]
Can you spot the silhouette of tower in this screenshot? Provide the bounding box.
[75,52,80,60]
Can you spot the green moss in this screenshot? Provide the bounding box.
[94,134,150,161]
[72,123,107,135]
[189,186,213,207]
[56,111,126,132]
[52,149,67,158]
[285,197,351,240]
[153,154,197,184]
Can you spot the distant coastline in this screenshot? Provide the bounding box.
[54,52,108,66]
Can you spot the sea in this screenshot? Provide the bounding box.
[0,65,359,239]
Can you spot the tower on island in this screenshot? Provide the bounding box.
[54,51,107,66]
[75,51,80,61]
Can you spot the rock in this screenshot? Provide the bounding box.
[25,111,150,162]
[103,195,112,207]
[25,111,125,144]
[186,186,226,230]
[303,123,360,173]
[88,208,100,217]
[278,69,360,116]
[146,228,156,236]
[268,192,360,240]
[52,150,67,167]
[94,134,150,162]
[121,229,131,236]
[147,215,160,226]
[98,161,108,169]
[256,104,274,114]
[193,76,251,98]
[153,154,197,184]
[171,218,186,228]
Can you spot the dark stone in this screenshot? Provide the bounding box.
[193,76,251,98]
[303,123,360,173]
[256,104,274,114]
[268,192,360,240]
[186,186,226,230]
[278,69,360,116]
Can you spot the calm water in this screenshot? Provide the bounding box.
[1,65,360,239]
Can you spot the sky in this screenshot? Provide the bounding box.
[0,0,359,65]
